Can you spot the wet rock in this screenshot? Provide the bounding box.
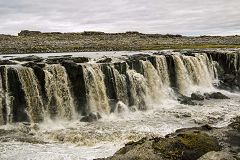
[102,137,163,160]
[178,95,197,105]
[11,55,43,62]
[191,92,204,101]
[80,113,102,122]
[96,57,112,63]
[103,131,220,160]
[70,57,89,63]
[204,92,230,99]
[0,59,17,65]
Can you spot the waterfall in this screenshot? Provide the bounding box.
[155,55,170,86]
[172,55,193,95]
[0,72,4,125]
[110,65,128,105]
[44,64,76,120]
[127,69,150,110]
[3,67,12,123]
[195,53,215,86]
[173,53,216,95]
[0,50,229,124]
[15,66,44,123]
[140,60,162,102]
[82,64,110,115]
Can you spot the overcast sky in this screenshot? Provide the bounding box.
[0,0,240,35]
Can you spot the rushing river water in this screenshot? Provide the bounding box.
[0,50,240,159]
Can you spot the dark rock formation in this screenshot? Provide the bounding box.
[204,92,230,99]
[11,55,43,62]
[0,60,17,65]
[205,50,240,91]
[96,57,112,63]
[178,95,197,105]
[191,92,205,101]
[62,61,88,115]
[7,68,29,122]
[18,30,42,36]
[80,113,101,122]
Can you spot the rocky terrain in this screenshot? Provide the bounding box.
[0,30,240,54]
[0,37,240,159]
[98,116,240,160]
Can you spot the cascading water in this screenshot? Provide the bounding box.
[110,65,128,105]
[155,55,170,86]
[140,60,162,102]
[196,53,216,86]
[183,54,213,87]
[173,54,216,95]
[0,51,226,124]
[3,67,12,124]
[126,69,150,110]
[15,66,44,123]
[0,72,4,125]
[44,64,76,120]
[82,64,110,115]
[172,55,193,95]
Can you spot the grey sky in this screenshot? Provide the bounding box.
[0,0,240,35]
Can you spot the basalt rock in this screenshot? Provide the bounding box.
[0,60,17,65]
[191,92,204,101]
[96,57,112,63]
[11,55,43,62]
[80,113,102,122]
[178,95,197,105]
[204,92,230,99]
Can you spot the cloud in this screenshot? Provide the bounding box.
[0,0,240,35]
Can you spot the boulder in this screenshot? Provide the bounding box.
[80,113,101,122]
[103,131,220,160]
[204,92,230,99]
[191,92,204,101]
[178,95,197,105]
[96,57,112,63]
